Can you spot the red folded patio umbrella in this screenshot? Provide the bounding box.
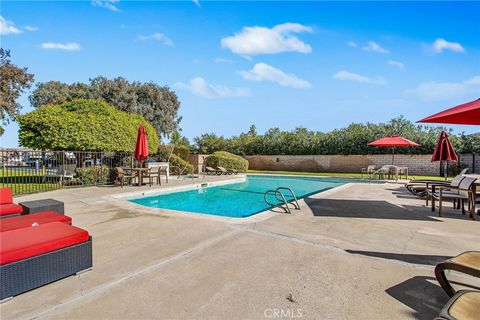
[368,136,420,164]
[431,131,458,180]
[134,124,149,164]
[418,98,480,125]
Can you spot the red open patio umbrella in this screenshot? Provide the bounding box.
[368,136,420,164]
[418,98,480,125]
[432,131,458,180]
[134,124,149,164]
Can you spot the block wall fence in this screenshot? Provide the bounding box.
[189,153,479,175]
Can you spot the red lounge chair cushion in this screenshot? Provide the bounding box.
[0,188,14,205]
[0,222,89,265]
[0,204,23,216]
[0,211,72,232]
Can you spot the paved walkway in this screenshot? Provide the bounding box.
[1,176,479,319]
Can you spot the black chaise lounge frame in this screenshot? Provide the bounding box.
[434,251,480,297]
[0,237,92,301]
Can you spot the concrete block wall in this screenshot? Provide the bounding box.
[244,154,441,176]
[459,153,480,174]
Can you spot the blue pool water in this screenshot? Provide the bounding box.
[129,175,352,218]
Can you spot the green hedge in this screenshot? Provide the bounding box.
[76,165,111,185]
[204,151,249,172]
[18,99,159,152]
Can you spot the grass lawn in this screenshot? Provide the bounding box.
[247,169,447,181]
[1,168,60,195]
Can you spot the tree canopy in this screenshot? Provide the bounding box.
[18,99,159,152]
[0,49,34,135]
[193,117,479,155]
[29,76,181,137]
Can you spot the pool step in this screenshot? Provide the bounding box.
[264,187,300,213]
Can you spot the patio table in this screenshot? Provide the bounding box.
[19,199,64,215]
[130,167,150,186]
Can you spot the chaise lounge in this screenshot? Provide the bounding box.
[0,222,92,301]
[435,251,480,297]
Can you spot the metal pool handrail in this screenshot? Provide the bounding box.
[264,187,300,213]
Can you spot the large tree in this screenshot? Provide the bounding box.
[18,99,159,152]
[29,76,182,137]
[0,49,34,135]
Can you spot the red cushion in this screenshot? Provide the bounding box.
[0,222,89,265]
[0,204,23,216]
[0,211,72,232]
[0,188,13,205]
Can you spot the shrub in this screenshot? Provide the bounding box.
[205,151,249,172]
[158,144,190,162]
[76,165,111,185]
[166,154,193,175]
[18,99,159,152]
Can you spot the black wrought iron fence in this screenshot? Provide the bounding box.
[0,150,134,195]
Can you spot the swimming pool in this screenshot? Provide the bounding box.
[129,175,353,218]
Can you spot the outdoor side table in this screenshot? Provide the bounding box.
[19,199,65,215]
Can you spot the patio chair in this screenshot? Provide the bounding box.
[435,290,480,320]
[361,165,377,179]
[430,177,477,217]
[435,251,480,297]
[0,188,23,219]
[140,168,154,187]
[114,167,136,188]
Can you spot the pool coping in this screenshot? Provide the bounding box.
[104,174,365,225]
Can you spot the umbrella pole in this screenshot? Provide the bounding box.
[444,161,448,181]
[392,147,395,165]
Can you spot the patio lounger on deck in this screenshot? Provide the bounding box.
[0,222,92,301]
[0,211,72,232]
[435,251,480,297]
[205,166,221,175]
[435,290,480,320]
[0,188,23,219]
[217,166,238,175]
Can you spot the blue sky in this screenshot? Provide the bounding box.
[1,1,479,147]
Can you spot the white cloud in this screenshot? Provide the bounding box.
[405,76,480,101]
[137,33,173,46]
[221,22,312,56]
[239,63,312,89]
[25,25,38,32]
[175,77,251,99]
[333,70,386,85]
[387,60,405,70]
[91,0,120,12]
[0,16,22,35]
[428,38,465,54]
[215,58,233,63]
[41,42,81,51]
[362,41,389,54]
[192,0,200,7]
[347,41,357,48]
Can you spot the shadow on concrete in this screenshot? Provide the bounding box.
[386,276,448,319]
[304,198,442,221]
[345,249,451,266]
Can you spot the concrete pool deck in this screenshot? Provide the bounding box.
[1,175,479,319]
